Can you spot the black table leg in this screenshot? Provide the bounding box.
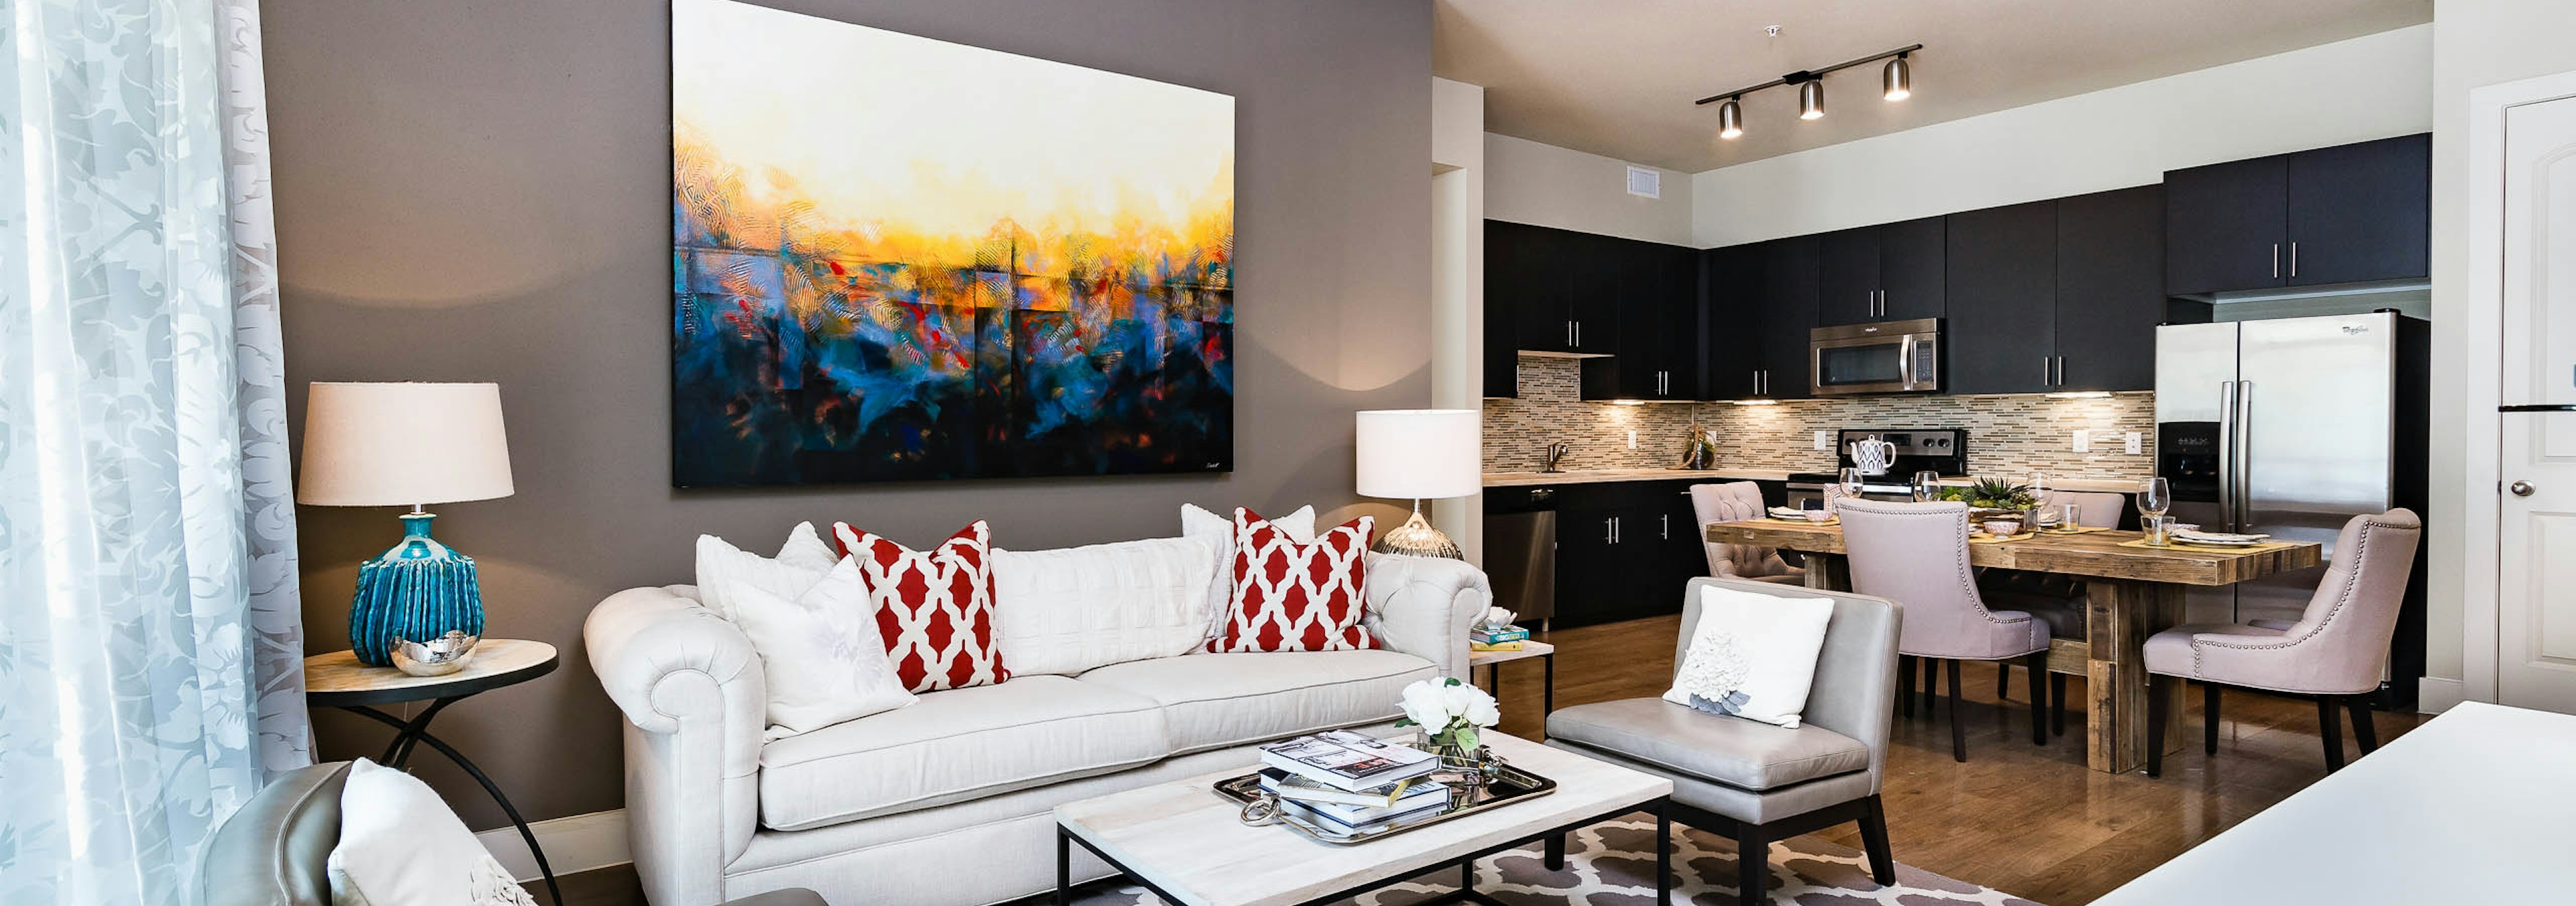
[337,705,561,906]
[367,697,462,768]
[1056,826,1071,906]
[1656,799,1673,906]
[1542,652,1555,719]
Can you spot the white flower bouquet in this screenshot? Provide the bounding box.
[1395,676,1501,755]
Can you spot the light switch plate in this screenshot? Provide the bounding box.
[1627,430,1638,450]
[2072,430,2090,453]
[1814,430,1829,451]
[2125,432,2143,454]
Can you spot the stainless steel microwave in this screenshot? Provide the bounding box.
[1811,318,1939,395]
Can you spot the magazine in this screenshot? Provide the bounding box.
[1256,768,1448,810]
[1278,797,1448,834]
[1257,729,1438,793]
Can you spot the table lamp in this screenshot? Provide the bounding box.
[1355,409,1481,558]
[299,382,515,666]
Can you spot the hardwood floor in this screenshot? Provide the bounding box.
[1485,613,2424,905]
[542,613,2419,906]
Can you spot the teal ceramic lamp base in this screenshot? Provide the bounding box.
[350,510,486,668]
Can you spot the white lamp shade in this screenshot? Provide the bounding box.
[298,382,515,507]
[1354,409,1481,501]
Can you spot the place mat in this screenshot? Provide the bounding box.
[2038,525,2110,535]
[1765,516,1838,525]
[2117,538,2298,554]
[1968,532,2039,544]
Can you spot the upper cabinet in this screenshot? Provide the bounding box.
[1944,186,2167,395]
[1944,200,2059,395]
[1488,221,1618,356]
[1817,217,1946,325]
[2165,134,2429,296]
[1700,236,1818,401]
[1580,240,1702,401]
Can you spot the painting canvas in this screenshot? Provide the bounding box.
[670,0,1235,486]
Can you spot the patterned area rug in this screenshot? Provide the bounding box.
[1057,812,2041,905]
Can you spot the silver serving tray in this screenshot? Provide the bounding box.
[1212,763,1556,846]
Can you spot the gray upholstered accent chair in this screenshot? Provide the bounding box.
[1835,498,2051,761]
[203,761,824,906]
[2143,509,2422,776]
[1544,577,1900,906]
[1691,482,1805,584]
[1986,490,2128,709]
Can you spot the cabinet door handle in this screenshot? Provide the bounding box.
[2044,355,2053,385]
[1566,321,1573,346]
[1575,321,1582,348]
[1661,513,1670,540]
[2289,241,2299,278]
[1605,517,1615,544]
[2271,243,2281,279]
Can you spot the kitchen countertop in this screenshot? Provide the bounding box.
[1483,468,2147,494]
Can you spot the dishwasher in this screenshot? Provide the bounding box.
[1481,487,1556,630]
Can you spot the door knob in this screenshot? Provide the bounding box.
[2512,481,2536,497]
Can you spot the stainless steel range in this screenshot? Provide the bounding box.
[1784,428,1968,507]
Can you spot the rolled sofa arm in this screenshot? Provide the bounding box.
[585,585,765,906]
[1364,553,1493,679]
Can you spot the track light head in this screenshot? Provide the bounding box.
[1717,97,1743,140]
[1798,79,1825,120]
[1883,54,1911,101]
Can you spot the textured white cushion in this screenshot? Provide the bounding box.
[729,556,917,738]
[992,536,1218,676]
[1181,503,1314,642]
[1664,584,1836,728]
[327,759,536,906]
[694,522,838,622]
[756,675,1169,830]
[1074,650,1435,754]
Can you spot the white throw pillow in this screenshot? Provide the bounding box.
[1181,503,1314,642]
[992,536,1218,676]
[694,521,837,622]
[1663,584,1836,728]
[729,556,917,737]
[327,759,537,906]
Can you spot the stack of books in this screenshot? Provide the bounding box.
[1256,730,1449,833]
[1470,624,1529,652]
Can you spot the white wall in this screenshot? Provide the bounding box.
[1433,77,1487,562]
[2424,0,2576,709]
[1484,133,1695,246]
[1691,25,2435,248]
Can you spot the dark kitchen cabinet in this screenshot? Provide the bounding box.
[1701,244,1766,401]
[2285,134,2430,287]
[1582,240,1702,401]
[1560,231,1622,355]
[1488,220,1617,356]
[1817,217,1946,325]
[1944,199,2058,395]
[1756,236,1821,399]
[2165,134,2428,295]
[2054,185,2167,391]
[1483,223,1525,397]
[2164,156,2287,296]
[1548,480,1704,628]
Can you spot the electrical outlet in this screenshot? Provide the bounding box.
[2125,432,2143,454]
[2072,430,2090,453]
[1627,430,1638,450]
[1814,430,1829,451]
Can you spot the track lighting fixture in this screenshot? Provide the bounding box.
[1695,43,1921,141]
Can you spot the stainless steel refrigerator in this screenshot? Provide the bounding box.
[2155,312,2428,700]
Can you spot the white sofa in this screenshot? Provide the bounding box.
[586,551,1493,906]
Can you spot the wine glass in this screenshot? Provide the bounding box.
[1839,466,1866,499]
[1912,470,1942,503]
[2139,477,2173,544]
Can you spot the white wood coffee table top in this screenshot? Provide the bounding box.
[2093,701,2576,905]
[1467,640,1554,667]
[1053,732,1670,906]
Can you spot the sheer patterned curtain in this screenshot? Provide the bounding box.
[0,0,310,903]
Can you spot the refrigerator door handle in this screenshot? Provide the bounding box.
[2218,380,2239,533]
[2235,381,2254,531]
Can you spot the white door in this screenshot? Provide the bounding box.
[2497,94,2576,713]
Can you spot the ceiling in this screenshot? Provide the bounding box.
[1434,0,2432,174]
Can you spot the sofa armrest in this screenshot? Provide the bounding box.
[585,585,766,906]
[1364,553,1493,678]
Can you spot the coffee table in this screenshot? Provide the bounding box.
[1052,732,1674,906]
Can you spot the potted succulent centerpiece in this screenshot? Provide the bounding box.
[1395,677,1503,783]
[1941,478,2041,528]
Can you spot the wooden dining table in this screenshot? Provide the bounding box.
[1704,519,2323,773]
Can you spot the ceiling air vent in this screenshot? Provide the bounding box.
[1625,165,1660,199]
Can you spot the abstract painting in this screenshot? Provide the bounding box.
[670,0,1235,486]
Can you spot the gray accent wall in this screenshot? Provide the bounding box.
[264,0,1432,826]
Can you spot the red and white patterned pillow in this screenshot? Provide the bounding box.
[830,520,1006,693]
[1204,509,1378,653]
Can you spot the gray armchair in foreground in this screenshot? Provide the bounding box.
[203,762,824,906]
[1544,576,1902,906]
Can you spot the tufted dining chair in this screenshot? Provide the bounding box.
[2143,509,2422,776]
[1691,483,1807,585]
[1986,490,2129,708]
[1835,498,2051,761]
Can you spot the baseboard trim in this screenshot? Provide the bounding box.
[476,809,629,883]
[2416,676,2466,715]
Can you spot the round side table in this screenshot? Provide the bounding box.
[305,639,561,904]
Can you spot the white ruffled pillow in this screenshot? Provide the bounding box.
[729,556,916,736]
[1181,503,1314,643]
[327,759,537,906]
[694,521,838,621]
[1664,585,1835,728]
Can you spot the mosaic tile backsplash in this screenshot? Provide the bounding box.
[1484,355,2157,481]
